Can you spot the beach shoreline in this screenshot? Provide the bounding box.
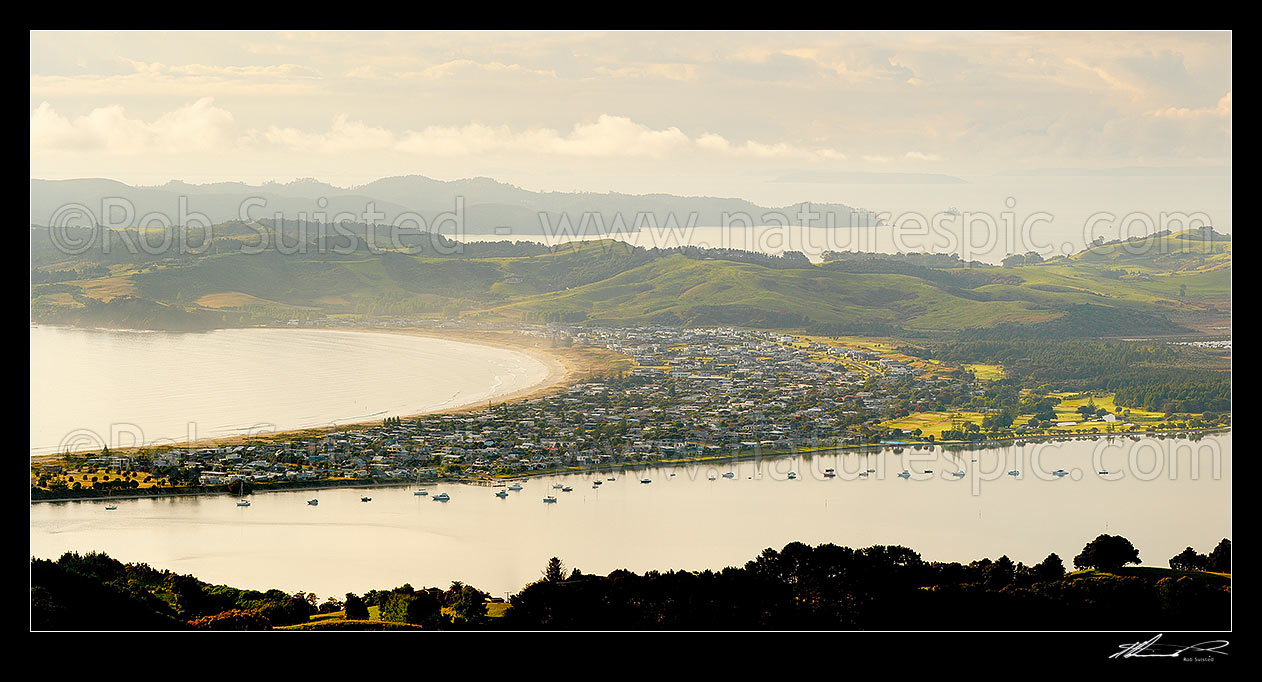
[30,324,629,464]
[31,426,1231,504]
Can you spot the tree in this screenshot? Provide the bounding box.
[985,555,1015,588]
[543,557,566,583]
[1207,539,1231,573]
[445,582,490,625]
[1074,534,1141,572]
[1032,553,1065,581]
[343,593,369,620]
[1169,547,1208,571]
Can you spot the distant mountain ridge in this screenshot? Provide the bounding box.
[30,176,884,234]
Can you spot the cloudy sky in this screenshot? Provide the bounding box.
[30,30,1231,194]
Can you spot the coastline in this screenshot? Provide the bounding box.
[30,324,630,464]
[31,425,1231,504]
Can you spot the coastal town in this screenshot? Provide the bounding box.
[31,323,1228,500]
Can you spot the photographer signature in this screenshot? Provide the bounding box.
[1111,634,1229,659]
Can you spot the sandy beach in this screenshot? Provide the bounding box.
[30,325,630,463]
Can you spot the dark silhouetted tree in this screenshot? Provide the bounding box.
[544,557,566,583]
[1074,534,1141,572]
[1169,547,1208,571]
[344,593,369,620]
[1207,539,1231,573]
[1032,553,1065,581]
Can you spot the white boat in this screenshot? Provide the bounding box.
[495,490,508,498]
[433,492,450,502]
[552,483,564,489]
[307,499,319,505]
[561,486,573,492]
[787,472,797,479]
[823,471,836,478]
[104,504,117,510]
[951,471,966,478]
[592,480,603,486]
[237,499,251,507]
[543,496,557,503]
[607,477,616,481]
[414,490,428,496]
[508,483,523,491]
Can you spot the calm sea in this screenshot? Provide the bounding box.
[30,434,1231,598]
[29,326,550,456]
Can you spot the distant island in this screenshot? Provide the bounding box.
[30,175,884,234]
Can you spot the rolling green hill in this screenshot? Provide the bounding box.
[30,225,1230,336]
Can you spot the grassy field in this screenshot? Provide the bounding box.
[1067,567,1231,584]
[878,390,1188,439]
[881,411,992,439]
[1049,392,1167,425]
[964,363,1006,381]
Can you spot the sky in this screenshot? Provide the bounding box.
[30,30,1231,196]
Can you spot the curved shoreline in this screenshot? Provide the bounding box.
[30,325,624,462]
[32,426,1231,504]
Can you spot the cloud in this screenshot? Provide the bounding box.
[592,63,698,81]
[904,151,943,161]
[1148,92,1232,120]
[30,97,240,153]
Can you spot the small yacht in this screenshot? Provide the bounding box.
[592,484,601,489]
[592,480,603,486]
[495,490,509,498]
[561,486,573,492]
[104,504,118,510]
[432,492,451,502]
[552,483,564,489]
[787,472,797,479]
[307,499,319,505]
[1098,470,1110,475]
[361,496,372,502]
[823,471,836,478]
[508,482,523,491]
[708,475,717,481]
[897,470,911,479]
[923,469,933,474]
[238,499,252,507]
[858,471,869,477]
[607,477,616,482]
[640,478,652,484]
[950,471,966,478]
[1007,470,1020,477]
[866,468,876,473]
[543,495,557,503]
[1052,469,1069,477]
[721,472,735,479]
[414,490,428,496]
